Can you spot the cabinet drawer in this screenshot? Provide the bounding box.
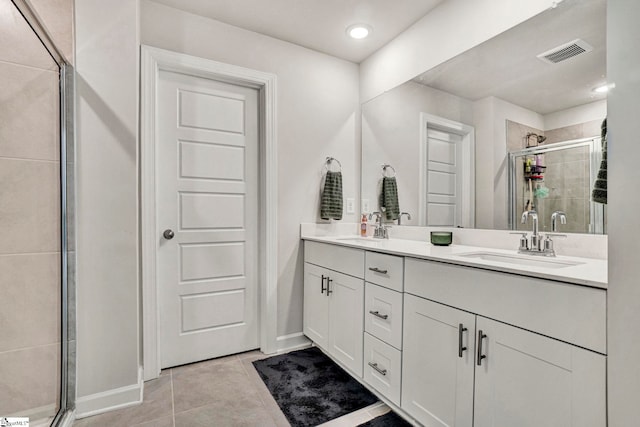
[364,333,402,406]
[305,241,364,278]
[365,283,403,349]
[405,258,607,353]
[365,251,404,292]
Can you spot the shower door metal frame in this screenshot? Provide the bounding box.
[10,1,76,425]
[508,136,604,233]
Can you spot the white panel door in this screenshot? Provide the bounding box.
[157,70,259,368]
[426,128,463,226]
[328,270,365,377]
[401,295,475,427]
[303,263,330,349]
[474,317,606,427]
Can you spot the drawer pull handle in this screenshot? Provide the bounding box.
[368,267,388,274]
[368,362,387,376]
[458,323,468,358]
[477,330,487,366]
[321,275,327,294]
[369,310,389,320]
[326,278,333,295]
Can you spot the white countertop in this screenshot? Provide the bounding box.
[302,235,608,289]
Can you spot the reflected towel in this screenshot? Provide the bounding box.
[321,171,343,220]
[379,176,400,221]
[592,118,607,204]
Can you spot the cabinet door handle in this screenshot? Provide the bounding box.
[368,362,387,376]
[369,310,389,320]
[321,275,327,294]
[477,330,487,366]
[458,323,468,358]
[326,278,333,295]
[368,267,388,274]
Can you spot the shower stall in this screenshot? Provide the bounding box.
[509,136,606,234]
[0,0,75,425]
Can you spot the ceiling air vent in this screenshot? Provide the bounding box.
[537,39,593,64]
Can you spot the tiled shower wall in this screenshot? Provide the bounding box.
[0,0,73,421]
[508,119,603,233]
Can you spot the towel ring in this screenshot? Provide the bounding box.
[325,156,342,172]
[381,164,396,177]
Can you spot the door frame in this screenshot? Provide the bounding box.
[140,45,278,380]
[419,113,475,228]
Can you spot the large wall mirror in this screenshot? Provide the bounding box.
[361,0,607,234]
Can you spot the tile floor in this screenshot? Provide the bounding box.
[73,349,392,427]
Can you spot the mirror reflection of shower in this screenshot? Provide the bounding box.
[509,137,606,234]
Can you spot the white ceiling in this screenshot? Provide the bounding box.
[413,0,607,115]
[149,0,446,63]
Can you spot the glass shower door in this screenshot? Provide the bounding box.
[0,0,70,424]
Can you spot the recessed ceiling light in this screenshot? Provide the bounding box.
[593,83,614,94]
[346,24,371,40]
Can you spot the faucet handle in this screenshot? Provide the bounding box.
[510,232,529,251]
[542,233,566,255]
[545,233,567,238]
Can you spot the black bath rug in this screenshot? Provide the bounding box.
[252,346,378,426]
[357,410,413,427]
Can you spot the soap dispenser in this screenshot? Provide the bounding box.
[360,214,367,237]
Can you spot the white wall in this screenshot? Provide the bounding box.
[140,0,361,338]
[607,0,640,424]
[359,0,556,103]
[75,0,140,404]
[473,97,544,229]
[543,99,607,130]
[361,81,474,224]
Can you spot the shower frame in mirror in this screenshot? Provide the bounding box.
[508,137,604,234]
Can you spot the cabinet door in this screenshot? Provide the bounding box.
[474,317,606,427]
[328,270,365,377]
[401,295,475,427]
[303,263,329,349]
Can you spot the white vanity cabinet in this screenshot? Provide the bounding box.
[302,237,607,427]
[402,258,607,427]
[303,241,365,376]
[474,316,606,427]
[402,295,475,427]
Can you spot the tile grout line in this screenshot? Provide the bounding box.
[238,356,281,426]
[170,369,176,427]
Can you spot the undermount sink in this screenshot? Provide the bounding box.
[458,251,584,269]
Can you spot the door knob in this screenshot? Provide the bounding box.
[163,229,175,240]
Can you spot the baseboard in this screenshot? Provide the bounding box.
[75,366,144,419]
[276,332,312,353]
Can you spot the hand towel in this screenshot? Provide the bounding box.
[592,118,607,204]
[379,176,400,221]
[321,171,343,220]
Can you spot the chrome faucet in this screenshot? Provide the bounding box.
[521,210,541,251]
[398,212,412,225]
[551,211,567,232]
[517,210,565,256]
[369,211,389,239]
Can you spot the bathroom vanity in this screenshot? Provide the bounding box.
[301,230,607,426]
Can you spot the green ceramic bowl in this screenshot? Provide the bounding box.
[430,231,452,246]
